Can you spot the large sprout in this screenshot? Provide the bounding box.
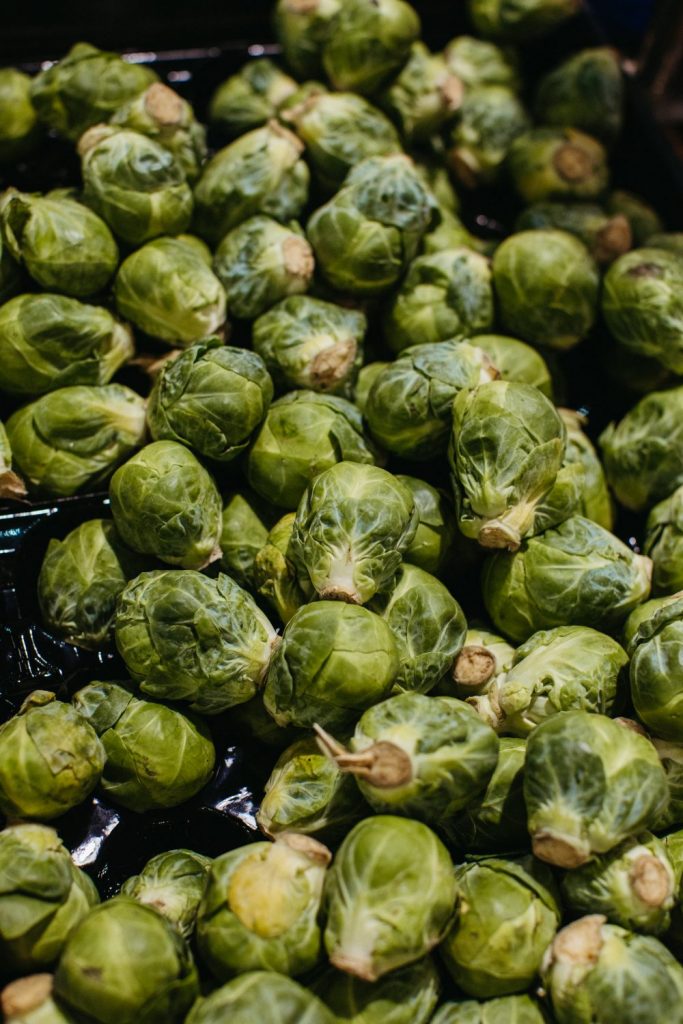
[0,68,41,162]
[560,408,614,529]
[468,0,581,40]
[645,485,683,595]
[109,441,223,569]
[471,334,553,397]
[320,0,421,95]
[209,58,297,137]
[323,815,458,981]
[516,201,631,264]
[507,128,609,203]
[628,596,683,741]
[185,971,335,1024]
[115,570,278,715]
[524,711,669,867]
[0,189,118,298]
[378,42,463,144]
[396,477,456,577]
[121,849,211,939]
[535,47,624,144]
[312,958,440,1024]
[0,691,105,821]
[254,513,307,624]
[448,736,528,855]
[219,489,274,589]
[446,86,529,188]
[274,0,342,79]
[6,384,146,497]
[431,996,546,1023]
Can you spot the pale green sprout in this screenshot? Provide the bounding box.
[628,596,683,741]
[219,489,274,589]
[253,513,307,625]
[645,485,683,595]
[471,334,553,397]
[507,127,609,203]
[560,408,614,530]
[431,996,546,1024]
[209,59,297,137]
[312,958,440,1024]
[121,850,212,938]
[354,362,389,415]
[0,69,41,162]
[320,0,421,95]
[447,86,530,188]
[378,42,463,144]
[185,971,335,1024]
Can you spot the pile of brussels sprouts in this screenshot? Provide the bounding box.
[3,0,683,1021]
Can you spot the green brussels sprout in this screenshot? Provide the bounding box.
[291,462,418,604]
[370,564,467,694]
[443,35,520,90]
[645,486,683,595]
[561,832,675,935]
[78,125,193,245]
[6,384,146,498]
[507,128,609,204]
[535,47,623,144]
[274,0,342,79]
[431,995,546,1024]
[312,957,440,1024]
[185,971,335,1024]
[646,231,683,255]
[450,381,566,551]
[321,0,421,95]
[146,338,273,462]
[524,711,669,867]
[471,334,553,398]
[252,296,366,396]
[0,691,105,821]
[622,593,681,649]
[516,201,631,264]
[483,516,652,643]
[29,42,158,141]
[264,601,399,731]
[109,441,223,569]
[396,476,456,577]
[114,237,226,346]
[541,915,683,1024]
[110,82,207,183]
[213,217,314,320]
[652,737,683,830]
[283,91,401,192]
[121,850,211,938]
[383,251,494,355]
[449,627,516,697]
[606,189,663,245]
[193,122,309,245]
[219,489,275,588]
[448,736,528,855]
[366,341,497,461]
[196,833,330,980]
[254,514,307,625]
[0,190,118,298]
[54,898,199,1024]
[560,408,614,530]
[599,386,683,512]
[628,597,683,741]
[317,692,498,824]
[72,681,215,812]
[307,154,436,296]
[0,69,41,163]
[354,362,390,416]
[0,824,99,975]
[0,418,26,500]
[247,392,377,510]
[492,229,599,349]
[324,815,458,980]
[602,248,683,374]
[1,975,75,1024]
[0,294,134,396]
[115,570,278,715]
[257,735,366,842]
[446,86,530,188]
[38,519,146,649]
[469,0,580,40]
[440,856,560,997]
[377,42,463,145]
[420,207,489,258]
[209,59,298,137]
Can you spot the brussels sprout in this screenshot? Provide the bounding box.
[0,691,105,821]
[646,231,683,255]
[450,628,516,696]
[114,237,226,346]
[645,486,683,595]
[121,850,211,938]
[6,384,146,497]
[254,514,307,625]
[209,59,298,137]
[516,202,631,264]
[471,334,553,398]
[431,995,546,1024]
[599,386,683,512]
[628,597,683,741]
[535,47,623,143]
[291,462,418,604]
[440,856,560,997]
[396,476,456,577]
[483,516,652,643]
[443,35,519,90]
[72,681,215,812]
[541,916,683,1024]
[193,122,309,245]
[321,0,421,95]
[54,898,198,1024]
[274,0,342,79]
[622,593,681,649]
[0,294,134,396]
[317,692,498,825]
[0,69,41,163]
[507,128,609,204]
[524,711,669,867]
[606,189,663,246]
[366,342,496,461]
[312,957,440,1024]
[219,489,275,588]
[354,362,390,416]
[469,0,580,40]
[0,419,26,500]
[196,834,330,979]
[492,229,599,349]
[652,737,683,830]
[324,815,457,980]
[115,570,278,715]
[450,381,566,550]
[0,190,118,298]
[0,824,99,975]
[146,339,272,462]
[110,82,207,183]
[247,392,377,510]
[448,736,528,854]
[213,217,314,320]
[252,296,366,397]
[446,86,530,188]
[307,154,436,296]
[264,601,399,731]
[602,248,683,374]
[185,971,335,1024]
[283,91,401,192]
[560,408,614,530]
[29,42,157,141]
[109,441,223,569]
[378,43,463,144]
[420,207,489,257]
